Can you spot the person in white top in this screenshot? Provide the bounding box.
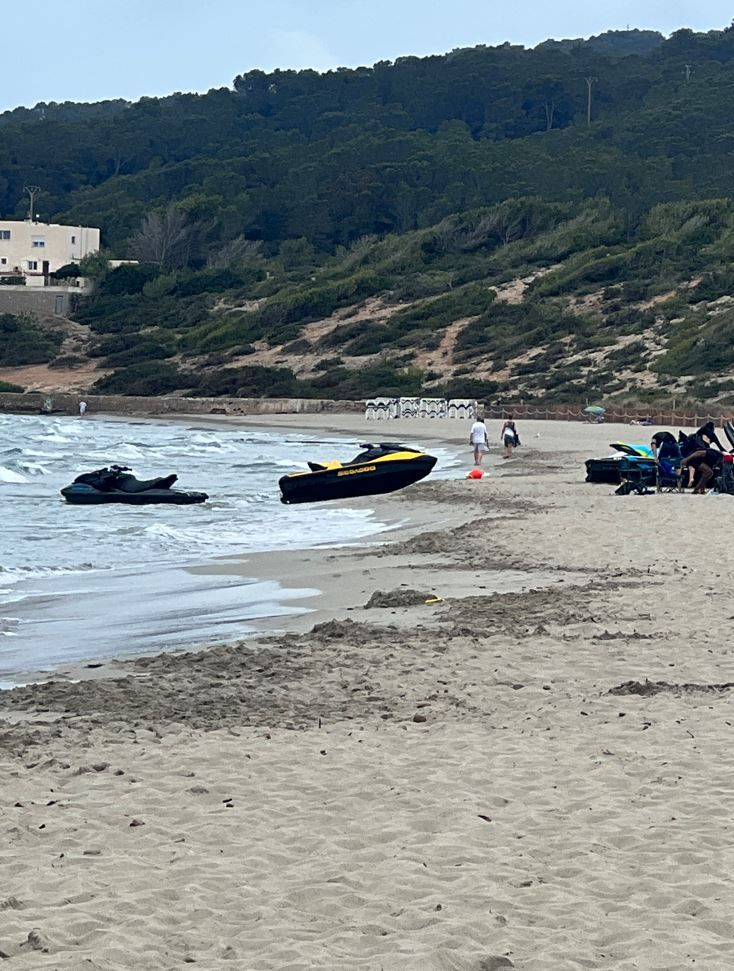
[78,400,87,417]
[469,417,489,466]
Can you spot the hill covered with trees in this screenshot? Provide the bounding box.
[2,25,734,404]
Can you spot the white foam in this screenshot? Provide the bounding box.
[0,414,458,672]
[0,466,28,483]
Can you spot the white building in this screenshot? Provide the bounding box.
[0,219,100,288]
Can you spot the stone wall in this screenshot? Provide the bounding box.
[0,392,363,417]
[0,287,75,316]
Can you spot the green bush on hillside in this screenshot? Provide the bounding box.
[434,378,500,399]
[179,311,266,355]
[455,299,584,365]
[92,362,190,395]
[103,264,161,295]
[308,362,424,399]
[195,365,300,398]
[0,314,63,366]
[320,284,495,357]
[89,332,174,363]
[655,307,734,375]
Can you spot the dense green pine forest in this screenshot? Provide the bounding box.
[3,25,734,403]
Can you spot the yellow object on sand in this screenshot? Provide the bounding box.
[424,597,445,604]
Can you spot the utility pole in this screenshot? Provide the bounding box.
[585,77,597,125]
[24,185,41,223]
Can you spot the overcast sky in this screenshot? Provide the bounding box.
[3,0,731,112]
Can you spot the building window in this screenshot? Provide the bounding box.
[0,230,10,240]
[71,235,76,244]
[27,260,39,271]
[32,239,45,248]
[0,258,6,265]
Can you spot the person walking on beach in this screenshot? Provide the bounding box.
[469,416,489,466]
[78,400,87,418]
[501,416,519,459]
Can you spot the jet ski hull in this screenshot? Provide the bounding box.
[61,484,208,505]
[585,455,655,484]
[279,454,436,504]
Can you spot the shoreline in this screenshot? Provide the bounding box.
[6,485,478,688]
[0,410,713,685]
[1,414,467,684]
[1,416,733,969]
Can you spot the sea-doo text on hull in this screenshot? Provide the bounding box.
[279,443,436,504]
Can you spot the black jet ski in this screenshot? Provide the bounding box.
[61,465,208,505]
[279,443,436,504]
[585,442,655,484]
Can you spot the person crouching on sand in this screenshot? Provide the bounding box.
[469,416,489,466]
[679,448,722,494]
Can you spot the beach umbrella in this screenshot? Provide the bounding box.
[583,405,606,416]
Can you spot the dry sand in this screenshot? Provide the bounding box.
[1,417,734,970]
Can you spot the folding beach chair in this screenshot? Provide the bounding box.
[614,457,657,495]
[714,454,734,495]
[656,456,682,493]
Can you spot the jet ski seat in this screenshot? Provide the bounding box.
[307,461,342,472]
[73,467,178,492]
[115,472,177,492]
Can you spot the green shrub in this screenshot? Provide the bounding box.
[312,356,344,371]
[281,338,313,354]
[687,270,734,303]
[318,321,367,350]
[308,362,424,399]
[0,314,63,366]
[343,324,392,356]
[195,365,300,397]
[256,271,389,343]
[603,340,648,369]
[102,264,161,295]
[49,354,85,369]
[436,378,499,399]
[172,267,259,297]
[53,263,81,280]
[104,340,175,368]
[180,312,266,354]
[456,299,583,362]
[0,380,25,392]
[656,307,734,375]
[92,362,189,395]
[90,332,174,366]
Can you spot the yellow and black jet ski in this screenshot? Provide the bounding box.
[279,443,437,504]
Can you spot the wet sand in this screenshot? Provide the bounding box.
[1,418,733,970]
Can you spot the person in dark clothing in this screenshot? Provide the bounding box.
[698,421,725,450]
[680,421,725,458]
[650,431,680,461]
[679,448,723,493]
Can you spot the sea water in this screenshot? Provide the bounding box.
[0,414,456,680]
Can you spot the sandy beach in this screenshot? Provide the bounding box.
[1,415,733,970]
